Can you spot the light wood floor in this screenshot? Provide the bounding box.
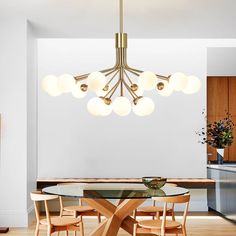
[3,212,236,236]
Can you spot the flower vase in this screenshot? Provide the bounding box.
[216,148,224,164]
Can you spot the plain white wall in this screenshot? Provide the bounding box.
[26,21,38,225]
[208,47,236,75]
[0,19,38,227]
[37,39,207,178]
[0,18,28,226]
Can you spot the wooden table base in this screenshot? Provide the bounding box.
[0,227,9,233]
[83,198,153,236]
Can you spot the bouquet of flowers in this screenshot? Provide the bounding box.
[197,111,234,148]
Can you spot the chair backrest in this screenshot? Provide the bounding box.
[31,191,58,201]
[153,194,190,230]
[31,191,58,225]
[153,194,190,204]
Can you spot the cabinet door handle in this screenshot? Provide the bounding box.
[207,153,213,156]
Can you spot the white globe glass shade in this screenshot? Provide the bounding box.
[182,76,201,94]
[133,97,155,116]
[157,81,173,97]
[138,71,158,91]
[58,74,76,93]
[87,97,104,116]
[169,72,188,91]
[113,97,131,116]
[41,75,62,96]
[87,72,106,92]
[71,82,87,98]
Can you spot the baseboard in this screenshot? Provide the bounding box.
[27,205,35,226]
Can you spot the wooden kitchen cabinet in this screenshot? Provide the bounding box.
[207,77,228,117]
[207,77,236,162]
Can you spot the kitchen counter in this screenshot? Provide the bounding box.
[207,165,236,222]
[207,164,236,172]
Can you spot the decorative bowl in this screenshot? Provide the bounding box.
[142,176,167,189]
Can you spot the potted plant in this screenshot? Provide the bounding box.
[197,112,234,164]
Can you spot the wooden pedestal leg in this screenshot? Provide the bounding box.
[83,198,154,236]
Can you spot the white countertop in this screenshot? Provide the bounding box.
[207,164,236,172]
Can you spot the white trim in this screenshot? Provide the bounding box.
[27,204,35,226]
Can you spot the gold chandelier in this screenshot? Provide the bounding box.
[42,0,201,116]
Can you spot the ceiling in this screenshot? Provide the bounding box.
[1,0,236,38]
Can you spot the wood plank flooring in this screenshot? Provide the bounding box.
[3,212,236,236]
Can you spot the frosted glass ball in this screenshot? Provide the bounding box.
[71,82,87,98]
[87,72,106,92]
[133,97,155,116]
[87,97,104,116]
[41,75,62,96]
[138,71,158,91]
[182,76,201,94]
[113,97,131,116]
[169,72,188,91]
[58,74,76,93]
[157,81,173,97]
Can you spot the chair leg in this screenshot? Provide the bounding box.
[97,212,101,223]
[35,223,39,236]
[172,210,176,221]
[133,209,137,220]
[156,211,160,220]
[161,227,165,236]
[65,231,68,236]
[182,226,187,236]
[133,223,137,236]
[47,227,51,236]
[80,220,84,236]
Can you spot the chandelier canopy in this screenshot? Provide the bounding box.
[42,0,201,116]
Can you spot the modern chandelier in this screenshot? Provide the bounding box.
[42,0,201,116]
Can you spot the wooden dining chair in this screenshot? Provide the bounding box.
[133,183,177,220]
[31,191,84,236]
[133,194,190,236]
[58,183,101,223]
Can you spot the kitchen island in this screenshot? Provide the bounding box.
[207,164,236,222]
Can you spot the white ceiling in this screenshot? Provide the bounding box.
[1,0,236,38]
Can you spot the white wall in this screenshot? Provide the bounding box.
[0,18,38,227]
[38,39,207,178]
[0,18,28,226]
[26,21,38,225]
[208,47,236,75]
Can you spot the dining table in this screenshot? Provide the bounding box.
[43,183,189,236]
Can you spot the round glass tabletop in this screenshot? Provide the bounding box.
[43,183,189,199]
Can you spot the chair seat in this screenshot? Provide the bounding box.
[138,219,181,229]
[64,205,94,212]
[138,206,172,213]
[40,216,80,226]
